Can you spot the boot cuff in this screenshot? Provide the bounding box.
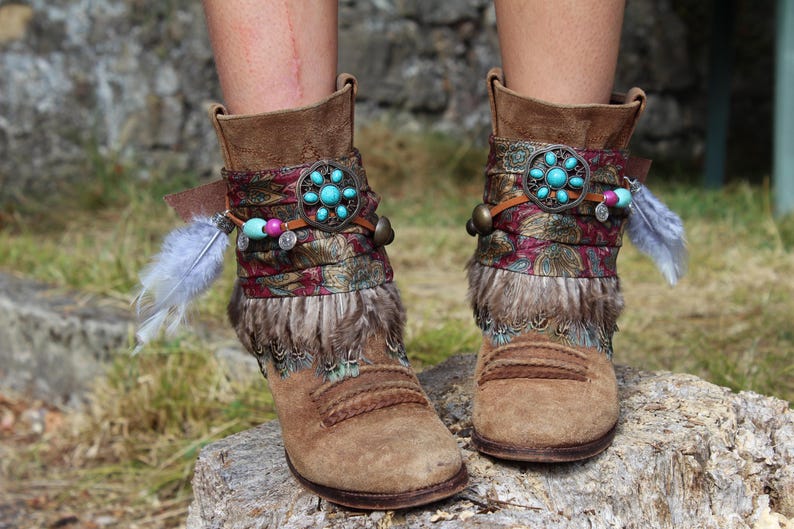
[211,74,358,170]
[487,67,646,149]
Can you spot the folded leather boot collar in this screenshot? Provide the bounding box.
[164,73,358,222]
[487,67,646,149]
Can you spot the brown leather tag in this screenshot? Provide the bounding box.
[626,157,652,183]
[163,179,227,222]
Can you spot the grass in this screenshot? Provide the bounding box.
[1,125,793,526]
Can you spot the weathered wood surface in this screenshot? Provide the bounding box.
[187,354,794,529]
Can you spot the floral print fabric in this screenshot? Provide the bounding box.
[474,137,630,278]
[225,150,393,298]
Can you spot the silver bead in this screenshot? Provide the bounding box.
[279,230,297,250]
[625,177,642,193]
[211,212,235,234]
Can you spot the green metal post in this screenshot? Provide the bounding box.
[704,0,735,189]
[775,0,794,216]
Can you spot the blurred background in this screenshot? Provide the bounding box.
[0,1,791,528]
[0,0,781,201]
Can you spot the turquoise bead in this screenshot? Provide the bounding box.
[569,177,584,188]
[614,187,632,208]
[303,191,319,204]
[537,186,550,199]
[343,187,357,199]
[557,189,569,204]
[545,151,557,165]
[336,205,349,219]
[529,168,544,179]
[320,184,341,206]
[310,170,324,185]
[242,218,267,240]
[317,207,329,222]
[331,169,343,183]
[546,167,567,189]
[564,157,579,170]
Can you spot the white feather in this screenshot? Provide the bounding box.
[626,183,688,286]
[134,216,229,353]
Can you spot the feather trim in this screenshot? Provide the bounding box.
[626,181,688,286]
[134,216,230,354]
[467,261,623,356]
[228,281,408,381]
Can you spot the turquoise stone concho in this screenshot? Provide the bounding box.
[297,160,362,232]
[522,145,590,213]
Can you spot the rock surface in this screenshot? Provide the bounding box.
[187,354,794,529]
[0,272,131,406]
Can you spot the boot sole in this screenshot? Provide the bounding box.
[285,451,468,510]
[471,424,617,463]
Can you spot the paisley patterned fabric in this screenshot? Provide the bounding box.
[225,150,393,298]
[474,137,629,279]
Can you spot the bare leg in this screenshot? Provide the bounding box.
[202,0,338,114]
[494,0,626,104]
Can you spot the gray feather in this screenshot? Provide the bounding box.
[226,283,406,378]
[134,216,229,353]
[626,184,688,286]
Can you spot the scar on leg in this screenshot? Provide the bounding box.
[282,0,303,104]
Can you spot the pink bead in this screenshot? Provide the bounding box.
[265,218,284,237]
[603,190,619,207]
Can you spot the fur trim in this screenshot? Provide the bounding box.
[467,261,624,356]
[228,281,407,380]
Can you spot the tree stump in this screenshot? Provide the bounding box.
[187,354,794,529]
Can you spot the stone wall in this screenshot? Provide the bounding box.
[0,0,774,204]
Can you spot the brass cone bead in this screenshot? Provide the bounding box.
[471,204,493,236]
[466,218,477,237]
[374,216,393,246]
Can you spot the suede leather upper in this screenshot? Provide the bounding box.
[473,334,619,449]
[214,74,466,505]
[470,68,644,461]
[266,344,463,494]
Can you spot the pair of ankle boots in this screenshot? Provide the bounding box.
[145,68,677,510]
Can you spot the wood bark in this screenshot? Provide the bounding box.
[187,354,794,529]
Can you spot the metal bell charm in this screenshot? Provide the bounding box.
[278,230,297,250]
[595,201,610,222]
[373,216,395,246]
[237,233,250,251]
[470,203,493,236]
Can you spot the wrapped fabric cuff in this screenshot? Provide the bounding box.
[225,150,394,298]
[473,137,631,279]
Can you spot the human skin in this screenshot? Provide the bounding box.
[203,0,625,113]
[494,0,626,104]
[202,0,338,115]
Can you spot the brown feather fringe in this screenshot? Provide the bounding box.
[227,281,407,380]
[467,261,624,356]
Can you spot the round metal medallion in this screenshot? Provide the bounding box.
[522,145,590,213]
[296,160,362,232]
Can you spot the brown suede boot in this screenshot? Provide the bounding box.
[211,75,466,509]
[466,68,647,462]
